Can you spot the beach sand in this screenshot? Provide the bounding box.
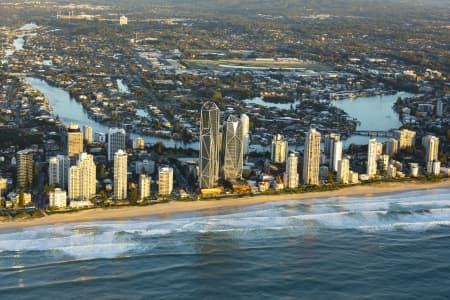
[1,180,449,230]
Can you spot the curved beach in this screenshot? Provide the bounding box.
[1,180,449,230]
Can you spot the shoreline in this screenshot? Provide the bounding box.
[1,180,449,231]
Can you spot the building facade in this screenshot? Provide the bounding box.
[222,115,244,180]
[199,102,220,189]
[17,149,33,192]
[114,150,128,201]
[367,138,378,178]
[67,123,83,157]
[49,155,69,189]
[108,128,126,161]
[284,152,299,189]
[159,166,173,196]
[302,128,321,185]
[68,153,96,202]
[271,134,288,163]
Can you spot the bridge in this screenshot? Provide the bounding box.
[354,130,394,138]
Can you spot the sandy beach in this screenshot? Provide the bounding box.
[1,180,449,230]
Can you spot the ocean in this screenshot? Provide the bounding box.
[1,188,450,299]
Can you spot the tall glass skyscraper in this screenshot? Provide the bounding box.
[222,115,243,180]
[199,102,220,189]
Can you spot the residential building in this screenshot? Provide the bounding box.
[83,125,93,144]
[367,138,378,178]
[385,138,398,156]
[114,150,128,201]
[222,115,244,180]
[303,128,321,185]
[284,152,299,189]
[67,123,83,157]
[49,188,67,208]
[108,128,126,161]
[393,129,416,149]
[68,153,96,202]
[337,158,350,184]
[139,174,151,200]
[199,102,220,188]
[241,114,250,155]
[17,149,33,191]
[330,140,343,172]
[159,166,173,196]
[271,134,288,163]
[48,155,69,189]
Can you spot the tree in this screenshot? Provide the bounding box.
[129,188,138,203]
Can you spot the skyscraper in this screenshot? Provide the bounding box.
[67,123,83,157]
[423,135,439,174]
[337,158,350,184]
[385,138,398,156]
[108,128,126,161]
[222,115,244,180]
[393,129,416,150]
[83,125,93,144]
[367,138,378,178]
[199,102,220,189]
[68,153,96,202]
[303,128,321,185]
[113,150,128,201]
[48,155,69,189]
[158,166,173,196]
[284,152,299,189]
[139,174,151,201]
[17,149,33,191]
[241,114,250,156]
[330,140,343,173]
[271,134,288,163]
[324,133,340,156]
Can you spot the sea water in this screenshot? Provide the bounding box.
[0,188,449,299]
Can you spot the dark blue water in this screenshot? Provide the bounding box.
[1,188,450,299]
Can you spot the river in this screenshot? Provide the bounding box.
[24,77,197,149]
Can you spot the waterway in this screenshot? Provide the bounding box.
[24,77,197,149]
[116,79,130,94]
[332,92,413,146]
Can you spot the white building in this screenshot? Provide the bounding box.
[303,128,321,185]
[108,128,126,161]
[114,150,128,200]
[284,152,299,189]
[68,153,96,202]
[337,158,350,184]
[120,15,128,25]
[158,166,173,196]
[367,139,378,178]
[409,163,419,177]
[139,174,151,200]
[49,188,67,208]
[271,134,288,163]
[241,114,250,155]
